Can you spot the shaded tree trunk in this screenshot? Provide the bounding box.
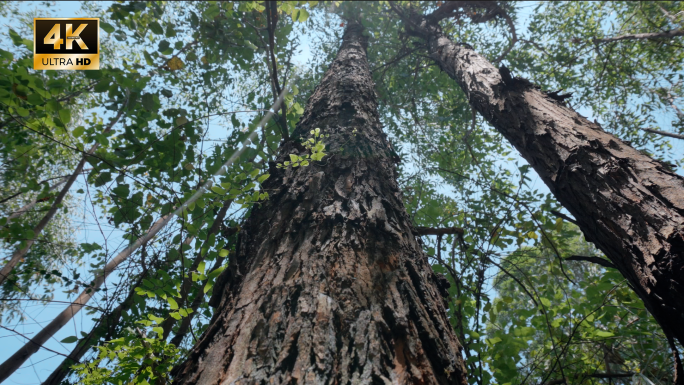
[172,21,468,385]
[403,12,684,345]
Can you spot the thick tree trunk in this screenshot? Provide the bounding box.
[172,22,468,385]
[406,14,684,345]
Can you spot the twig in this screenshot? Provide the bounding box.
[549,210,578,226]
[0,325,69,358]
[564,255,616,269]
[640,127,684,140]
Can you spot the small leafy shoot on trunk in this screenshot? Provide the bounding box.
[277,128,328,169]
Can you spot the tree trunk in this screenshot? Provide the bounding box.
[405,13,684,345]
[172,21,468,385]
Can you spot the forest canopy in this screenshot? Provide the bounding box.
[0,1,683,385]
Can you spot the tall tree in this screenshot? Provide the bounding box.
[393,1,684,348]
[172,20,468,385]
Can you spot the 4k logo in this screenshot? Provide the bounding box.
[34,18,99,70]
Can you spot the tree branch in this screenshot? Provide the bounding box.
[593,29,684,43]
[549,210,578,226]
[414,226,464,236]
[640,127,684,140]
[564,255,616,269]
[265,1,290,142]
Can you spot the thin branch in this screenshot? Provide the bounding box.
[0,325,69,359]
[371,46,421,74]
[0,298,103,311]
[414,226,464,236]
[263,1,290,141]
[492,6,518,65]
[564,255,616,269]
[486,256,538,307]
[0,214,171,383]
[3,177,68,220]
[549,210,578,226]
[593,28,684,44]
[640,127,684,140]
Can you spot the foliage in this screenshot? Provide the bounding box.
[277,127,328,168]
[0,1,681,384]
[485,231,672,385]
[72,327,182,385]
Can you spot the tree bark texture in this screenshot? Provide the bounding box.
[407,14,684,345]
[172,22,468,385]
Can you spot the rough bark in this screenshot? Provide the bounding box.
[404,12,684,345]
[172,21,468,385]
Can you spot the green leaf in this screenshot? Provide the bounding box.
[211,186,226,195]
[203,282,213,294]
[72,126,85,137]
[0,48,13,62]
[152,327,164,335]
[167,297,178,310]
[218,249,229,257]
[149,21,164,35]
[595,330,614,337]
[143,50,155,66]
[297,8,309,22]
[61,336,78,343]
[15,107,29,117]
[207,265,226,280]
[59,109,71,124]
[27,93,43,105]
[142,94,157,110]
[100,22,115,33]
[540,298,551,307]
[488,337,502,344]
